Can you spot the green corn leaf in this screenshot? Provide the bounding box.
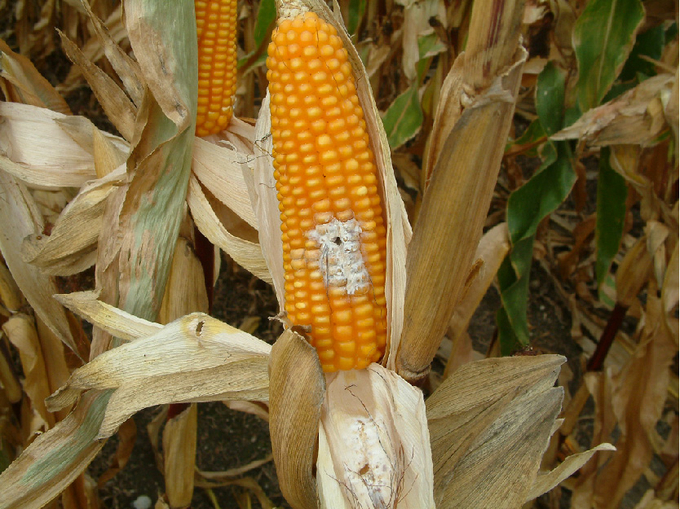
[573,0,645,111]
[347,0,367,36]
[416,31,447,82]
[595,148,628,295]
[505,119,545,157]
[498,63,576,354]
[254,0,276,48]
[619,25,665,82]
[382,84,423,150]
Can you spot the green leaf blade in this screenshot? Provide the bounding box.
[382,85,423,150]
[573,0,645,111]
[595,147,628,291]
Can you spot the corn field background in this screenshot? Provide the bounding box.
[0,0,677,508]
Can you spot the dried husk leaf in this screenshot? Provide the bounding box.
[317,365,435,508]
[112,0,197,325]
[92,127,129,178]
[187,175,271,283]
[396,0,447,82]
[445,223,510,374]
[268,329,325,509]
[0,329,23,404]
[0,261,23,312]
[256,0,411,366]
[589,283,678,509]
[0,171,80,358]
[0,390,109,509]
[551,73,675,147]
[55,290,163,342]
[616,234,653,308]
[158,235,209,323]
[0,103,100,188]
[163,403,197,509]
[399,46,527,382]
[63,3,144,107]
[58,30,137,142]
[427,355,566,507]
[422,0,524,184]
[192,137,258,229]
[47,313,270,438]
[21,165,125,276]
[252,95,285,306]
[661,243,678,342]
[3,314,56,428]
[525,442,616,501]
[0,39,71,114]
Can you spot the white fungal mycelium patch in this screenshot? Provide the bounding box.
[342,416,399,506]
[306,218,370,295]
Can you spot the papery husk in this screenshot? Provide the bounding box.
[398,0,527,382]
[163,404,197,509]
[317,365,434,508]
[61,3,142,106]
[588,281,677,509]
[255,0,411,366]
[551,73,675,147]
[268,329,325,509]
[0,170,81,358]
[56,290,163,342]
[157,225,207,509]
[158,234,209,324]
[46,312,271,439]
[187,175,271,283]
[399,47,527,382]
[58,30,137,143]
[0,39,71,114]
[3,314,56,428]
[192,137,258,229]
[0,103,109,188]
[0,390,109,509]
[426,355,580,508]
[21,166,125,277]
[445,223,510,375]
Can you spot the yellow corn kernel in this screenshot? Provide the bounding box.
[267,11,387,372]
[195,0,238,136]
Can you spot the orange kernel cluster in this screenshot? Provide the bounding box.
[266,11,388,372]
[195,0,238,136]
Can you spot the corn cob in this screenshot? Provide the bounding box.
[195,0,238,136]
[266,11,388,372]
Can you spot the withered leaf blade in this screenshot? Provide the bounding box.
[192,137,258,230]
[551,73,675,147]
[0,390,111,509]
[55,290,163,342]
[0,171,80,358]
[427,355,566,507]
[21,166,125,276]
[317,365,435,508]
[163,403,198,508]
[58,30,137,142]
[46,313,271,438]
[187,175,272,283]
[0,103,99,188]
[0,39,71,114]
[269,329,325,509]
